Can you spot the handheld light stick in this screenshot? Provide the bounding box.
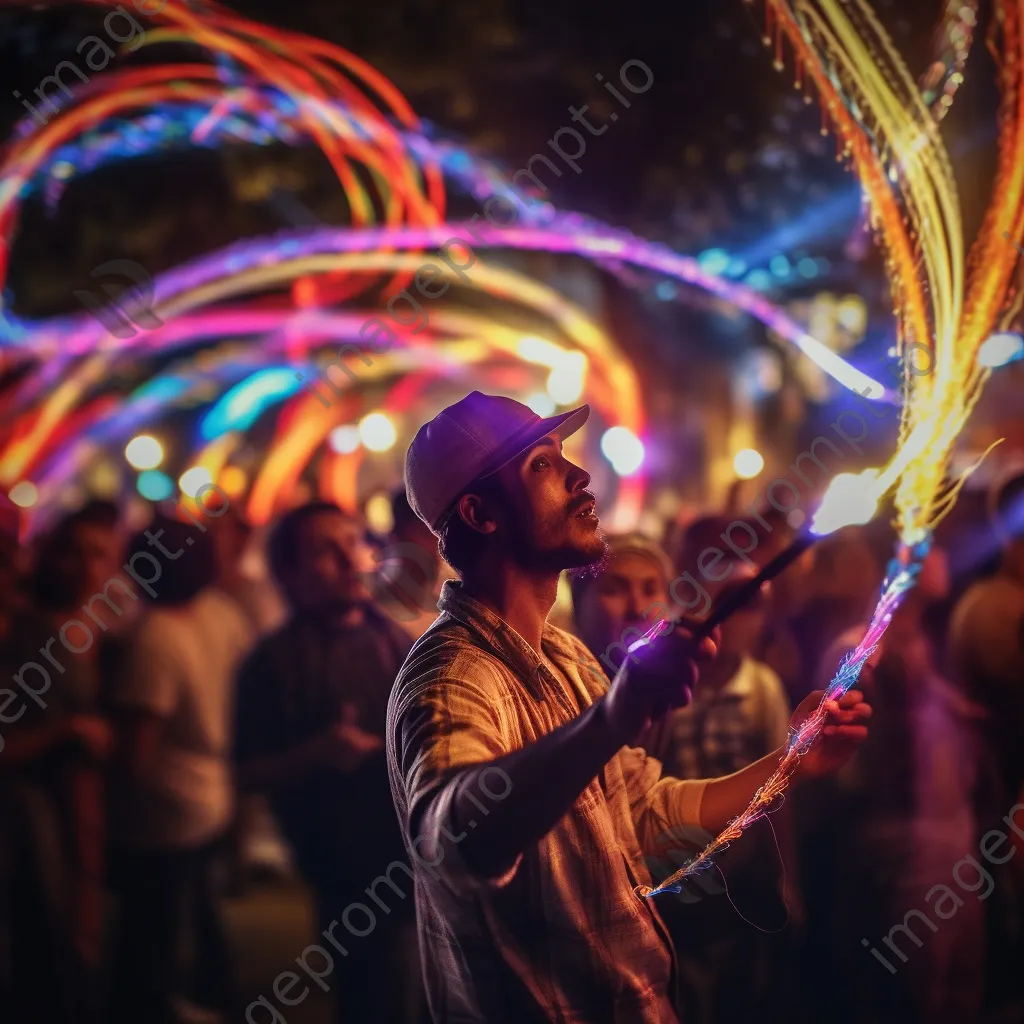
[691,530,817,639]
[630,469,883,655]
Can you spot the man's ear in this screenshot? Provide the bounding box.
[457,491,498,535]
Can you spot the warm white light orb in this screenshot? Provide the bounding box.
[525,392,557,417]
[179,466,213,498]
[125,434,164,471]
[9,481,37,508]
[359,412,397,453]
[812,469,880,535]
[978,332,1024,369]
[601,427,645,476]
[733,448,765,480]
[329,424,361,454]
[546,352,587,406]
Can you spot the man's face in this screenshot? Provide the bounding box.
[211,508,251,579]
[71,522,121,598]
[491,434,607,571]
[292,512,373,613]
[592,551,668,630]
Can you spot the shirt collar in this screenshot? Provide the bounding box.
[437,579,577,700]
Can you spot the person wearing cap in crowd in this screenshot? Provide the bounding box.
[387,390,873,1023]
[570,532,676,679]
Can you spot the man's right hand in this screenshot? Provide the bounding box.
[314,703,384,772]
[601,623,718,746]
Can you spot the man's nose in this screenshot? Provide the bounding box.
[566,460,591,493]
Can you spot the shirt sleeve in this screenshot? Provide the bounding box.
[389,646,519,894]
[618,743,708,855]
[567,630,708,852]
[111,622,179,718]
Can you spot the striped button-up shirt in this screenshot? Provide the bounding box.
[386,580,708,1023]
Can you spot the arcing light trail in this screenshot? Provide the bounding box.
[640,0,1023,899]
[0,0,891,535]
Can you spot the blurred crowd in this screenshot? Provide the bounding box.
[0,469,1022,1024]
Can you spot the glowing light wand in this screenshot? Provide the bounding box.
[630,469,883,653]
[633,468,919,899]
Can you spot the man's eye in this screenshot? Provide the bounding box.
[531,457,550,470]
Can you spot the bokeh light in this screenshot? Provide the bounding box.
[219,466,248,499]
[525,392,556,417]
[137,470,174,502]
[9,481,37,508]
[517,336,566,366]
[733,448,765,479]
[978,332,1024,368]
[600,427,645,476]
[329,425,361,454]
[546,352,587,406]
[365,491,394,534]
[179,466,213,497]
[359,412,397,453]
[88,460,121,498]
[698,248,730,276]
[125,434,164,471]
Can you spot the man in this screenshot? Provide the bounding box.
[110,515,252,1024]
[387,391,872,1023]
[1,507,123,1024]
[233,502,421,1024]
[949,470,1024,802]
[948,472,1024,1023]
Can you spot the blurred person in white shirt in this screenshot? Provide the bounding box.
[109,513,254,1024]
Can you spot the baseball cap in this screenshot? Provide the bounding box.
[605,533,675,583]
[405,391,590,532]
[568,532,673,607]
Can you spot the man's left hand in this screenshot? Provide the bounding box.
[790,685,872,779]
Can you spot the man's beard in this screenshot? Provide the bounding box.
[510,523,609,573]
[565,539,611,581]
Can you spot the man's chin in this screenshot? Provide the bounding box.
[562,532,610,573]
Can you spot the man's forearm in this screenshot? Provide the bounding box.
[444,698,622,879]
[698,745,785,834]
